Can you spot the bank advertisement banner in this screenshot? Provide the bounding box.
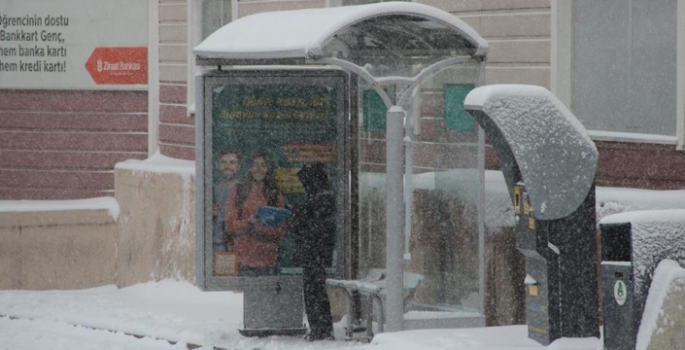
[208,76,345,278]
[0,0,147,89]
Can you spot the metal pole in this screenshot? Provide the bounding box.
[194,73,205,289]
[385,106,405,332]
[404,86,419,266]
[147,0,159,156]
[404,128,414,264]
[477,58,487,316]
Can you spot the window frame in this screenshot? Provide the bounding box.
[551,0,685,149]
[189,0,238,116]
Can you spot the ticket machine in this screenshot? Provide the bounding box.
[465,85,600,345]
[513,181,597,344]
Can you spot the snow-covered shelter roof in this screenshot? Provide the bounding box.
[194,2,488,70]
[465,85,598,220]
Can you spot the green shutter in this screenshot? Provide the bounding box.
[444,84,475,131]
[363,89,387,131]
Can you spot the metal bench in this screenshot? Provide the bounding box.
[326,268,424,340]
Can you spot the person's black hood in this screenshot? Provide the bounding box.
[297,162,330,193]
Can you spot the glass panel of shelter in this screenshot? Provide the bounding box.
[409,64,483,316]
[321,15,479,78]
[355,62,484,317]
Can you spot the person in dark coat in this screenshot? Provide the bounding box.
[292,162,336,341]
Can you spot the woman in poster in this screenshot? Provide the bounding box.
[225,150,286,276]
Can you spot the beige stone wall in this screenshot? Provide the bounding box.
[238,0,326,18]
[0,209,117,290]
[419,0,551,88]
[0,156,197,291]
[0,164,198,291]
[114,165,196,287]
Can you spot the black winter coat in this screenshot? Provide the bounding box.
[291,190,336,267]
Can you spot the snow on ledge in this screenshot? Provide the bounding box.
[636,259,685,350]
[115,151,195,176]
[0,197,120,221]
[600,209,685,225]
[588,130,677,145]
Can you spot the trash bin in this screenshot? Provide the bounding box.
[600,222,636,350]
[600,214,685,350]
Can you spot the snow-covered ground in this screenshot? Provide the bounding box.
[0,280,601,350]
[3,183,685,349]
[3,164,684,349]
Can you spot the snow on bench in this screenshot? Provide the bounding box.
[326,268,424,340]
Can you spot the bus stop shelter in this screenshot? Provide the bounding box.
[194,2,489,333]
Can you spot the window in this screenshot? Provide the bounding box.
[572,0,677,136]
[341,0,410,6]
[554,0,683,144]
[202,0,234,40]
[188,0,234,115]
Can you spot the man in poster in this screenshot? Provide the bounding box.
[213,147,241,253]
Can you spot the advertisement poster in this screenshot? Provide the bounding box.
[0,0,147,89]
[209,74,346,278]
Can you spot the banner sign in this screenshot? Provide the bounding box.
[85,47,147,85]
[206,73,347,279]
[0,0,147,89]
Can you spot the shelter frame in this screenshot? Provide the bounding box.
[194,2,490,331]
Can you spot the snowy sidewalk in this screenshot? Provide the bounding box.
[0,280,600,350]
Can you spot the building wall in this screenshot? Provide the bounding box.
[0,208,118,290]
[158,0,195,160]
[162,0,553,175]
[155,0,552,164]
[0,157,197,291]
[595,141,685,190]
[238,0,326,18]
[420,0,551,88]
[2,0,681,198]
[0,90,148,200]
[155,0,330,162]
[115,161,196,287]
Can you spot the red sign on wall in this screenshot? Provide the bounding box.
[85,47,148,85]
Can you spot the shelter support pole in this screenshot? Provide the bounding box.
[385,106,405,332]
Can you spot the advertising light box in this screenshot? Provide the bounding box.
[199,69,349,289]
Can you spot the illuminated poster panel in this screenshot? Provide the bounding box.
[203,70,348,285]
